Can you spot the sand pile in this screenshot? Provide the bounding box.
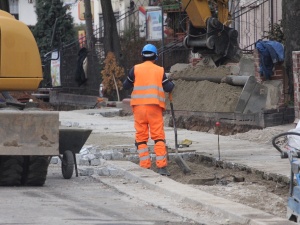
[167,64,243,112]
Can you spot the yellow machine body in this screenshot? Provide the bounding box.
[0,10,42,91]
[181,0,230,28]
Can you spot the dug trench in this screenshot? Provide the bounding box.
[147,153,289,219]
[84,131,290,220]
[168,114,261,135]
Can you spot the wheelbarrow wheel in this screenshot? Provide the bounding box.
[62,150,74,179]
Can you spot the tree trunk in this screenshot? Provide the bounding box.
[84,0,95,49]
[282,0,300,99]
[100,0,122,64]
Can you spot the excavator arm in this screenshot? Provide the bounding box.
[182,0,241,65]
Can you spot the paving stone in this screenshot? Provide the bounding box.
[79,167,94,176]
[75,153,83,162]
[79,158,90,166]
[96,167,110,176]
[94,153,102,159]
[126,155,139,161]
[102,152,112,160]
[90,158,101,166]
[112,151,124,160]
[50,156,60,164]
[99,158,107,166]
[109,167,124,176]
[129,148,137,153]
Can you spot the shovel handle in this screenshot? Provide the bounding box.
[169,92,173,102]
[168,92,177,149]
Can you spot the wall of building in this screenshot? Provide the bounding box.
[67,1,83,25]
[13,0,95,26]
[18,0,36,25]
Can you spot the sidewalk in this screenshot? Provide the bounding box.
[174,126,292,179]
[59,108,295,225]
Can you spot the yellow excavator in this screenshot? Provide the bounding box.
[0,2,93,186]
[0,4,60,186]
[182,0,241,65]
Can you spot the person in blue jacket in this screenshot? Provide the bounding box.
[255,40,284,80]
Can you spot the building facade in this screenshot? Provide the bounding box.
[8,0,283,54]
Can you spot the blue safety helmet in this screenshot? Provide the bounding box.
[141,44,158,60]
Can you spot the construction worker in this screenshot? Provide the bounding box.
[123,44,175,176]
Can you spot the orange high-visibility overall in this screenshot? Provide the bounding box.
[131,61,168,169]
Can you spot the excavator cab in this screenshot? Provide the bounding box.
[182,0,242,66]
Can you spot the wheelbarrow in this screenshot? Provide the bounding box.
[58,128,92,179]
[272,132,300,223]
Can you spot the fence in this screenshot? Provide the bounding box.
[234,0,282,52]
[46,0,283,100]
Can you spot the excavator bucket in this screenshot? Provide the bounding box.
[183,17,242,66]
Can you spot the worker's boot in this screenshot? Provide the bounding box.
[157,167,170,176]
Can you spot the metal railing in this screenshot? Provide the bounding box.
[233,0,282,52]
[49,0,283,97]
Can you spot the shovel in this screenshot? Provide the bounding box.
[169,93,191,174]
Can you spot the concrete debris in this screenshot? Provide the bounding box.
[50,157,60,164]
[79,167,94,176]
[50,143,196,177]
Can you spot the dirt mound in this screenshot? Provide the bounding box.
[170,65,231,80]
[9,91,54,111]
[165,63,257,135]
[167,64,243,112]
[167,79,242,112]
[168,64,242,112]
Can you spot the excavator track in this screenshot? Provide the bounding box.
[22,156,50,186]
[0,156,24,186]
[0,155,50,186]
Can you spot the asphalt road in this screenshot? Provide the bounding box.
[0,108,294,225]
[0,165,197,225]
